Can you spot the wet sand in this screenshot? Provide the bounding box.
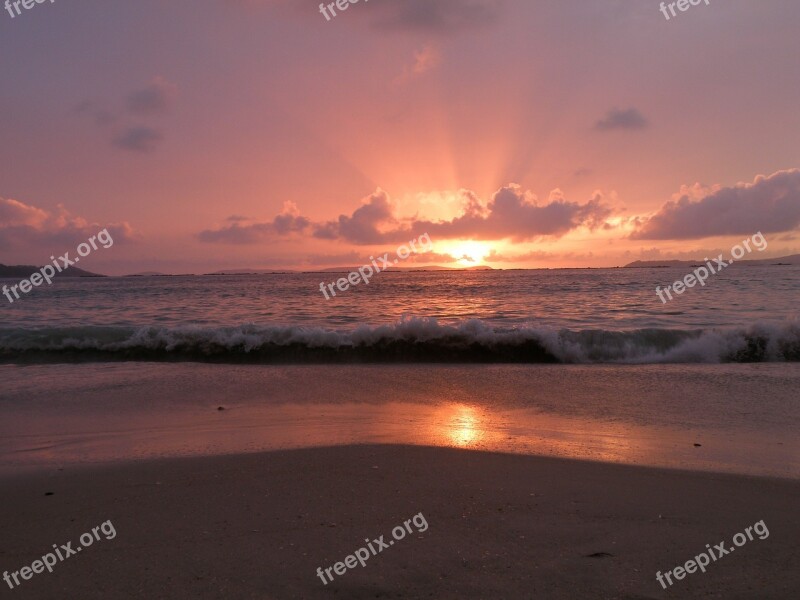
[3,363,800,479]
[1,445,798,599]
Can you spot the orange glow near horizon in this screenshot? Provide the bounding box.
[438,240,494,265]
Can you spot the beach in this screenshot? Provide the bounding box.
[1,362,799,598]
[2,445,798,599]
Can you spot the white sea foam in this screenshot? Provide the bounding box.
[0,317,798,364]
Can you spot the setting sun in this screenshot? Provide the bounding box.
[440,241,493,265]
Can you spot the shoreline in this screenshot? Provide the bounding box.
[2,444,798,599]
[3,362,799,480]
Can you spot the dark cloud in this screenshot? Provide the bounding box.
[414,185,612,242]
[370,0,502,34]
[113,126,164,153]
[198,185,613,245]
[76,77,176,152]
[235,0,502,34]
[632,169,800,240]
[312,189,409,244]
[0,197,137,252]
[196,222,277,244]
[197,202,311,243]
[273,211,312,234]
[594,107,648,131]
[126,76,177,115]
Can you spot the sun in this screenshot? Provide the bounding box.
[442,240,492,265]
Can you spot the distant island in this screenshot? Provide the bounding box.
[0,263,104,278]
[623,254,800,268]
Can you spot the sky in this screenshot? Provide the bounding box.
[1,0,800,275]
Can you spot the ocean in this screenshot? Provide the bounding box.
[2,267,799,477]
[1,266,798,363]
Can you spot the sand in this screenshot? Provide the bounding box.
[1,445,798,599]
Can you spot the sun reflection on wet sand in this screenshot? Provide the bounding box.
[3,400,798,479]
[439,404,484,447]
[423,403,639,460]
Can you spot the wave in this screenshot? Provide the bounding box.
[0,318,798,364]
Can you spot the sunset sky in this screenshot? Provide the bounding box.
[2,0,800,274]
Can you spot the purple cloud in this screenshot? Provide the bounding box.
[126,76,177,115]
[198,202,311,243]
[198,185,613,245]
[632,169,800,240]
[595,107,648,131]
[113,126,164,153]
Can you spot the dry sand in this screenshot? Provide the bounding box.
[1,445,798,599]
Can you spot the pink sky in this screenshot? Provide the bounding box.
[1,0,799,274]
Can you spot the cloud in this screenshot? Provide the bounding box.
[236,0,502,34]
[0,197,137,252]
[126,76,178,115]
[76,77,176,152]
[411,45,440,75]
[394,45,441,84]
[594,107,648,131]
[313,189,409,244]
[198,185,613,245]
[632,169,800,240]
[414,185,613,242]
[113,126,164,153]
[370,0,502,33]
[272,201,313,234]
[197,201,311,243]
[0,197,49,228]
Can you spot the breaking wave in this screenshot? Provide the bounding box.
[0,318,798,364]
